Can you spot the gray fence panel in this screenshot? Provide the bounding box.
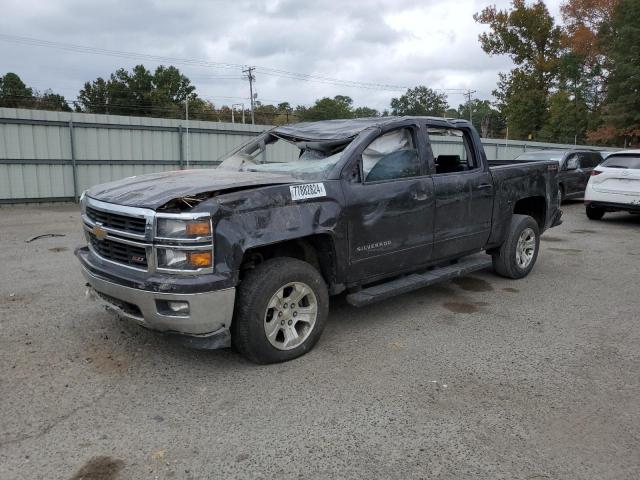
[0,107,615,204]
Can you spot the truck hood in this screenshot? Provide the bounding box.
[86,169,297,209]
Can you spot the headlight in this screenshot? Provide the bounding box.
[156,218,211,239]
[157,248,213,270]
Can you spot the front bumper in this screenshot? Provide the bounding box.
[80,262,236,348]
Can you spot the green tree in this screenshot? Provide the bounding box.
[0,72,71,111]
[390,86,448,116]
[38,90,72,112]
[77,65,196,117]
[297,95,355,121]
[353,106,380,118]
[445,108,460,119]
[589,0,640,146]
[458,99,505,138]
[76,77,109,113]
[539,90,588,143]
[0,72,34,107]
[474,0,562,139]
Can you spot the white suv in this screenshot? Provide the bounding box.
[584,149,640,220]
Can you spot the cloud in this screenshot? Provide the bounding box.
[0,0,564,111]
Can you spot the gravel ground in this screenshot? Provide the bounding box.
[0,201,638,480]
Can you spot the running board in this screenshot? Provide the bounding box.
[346,256,493,307]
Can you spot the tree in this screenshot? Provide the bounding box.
[559,0,618,136]
[390,86,448,116]
[38,90,72,112]
[297,95,355,121]
[0,72,33,108]
[352,106,379,118]
[539,90,588,143]
[76,64,196,117]
[0,72,70,111]
[76,77,109,113]
[458,99,505,138]
[561,0,617,63]
[588,0,640,146]
[474,0,562,139]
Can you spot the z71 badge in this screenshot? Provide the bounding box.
[290,183,326,201]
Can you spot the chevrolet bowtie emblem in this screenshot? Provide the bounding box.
[92,224,108,240]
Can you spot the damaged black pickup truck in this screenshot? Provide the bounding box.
[76,117,562,363]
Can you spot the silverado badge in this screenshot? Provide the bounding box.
[92,224,108,240]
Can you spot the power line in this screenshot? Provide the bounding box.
[0,33,475,95]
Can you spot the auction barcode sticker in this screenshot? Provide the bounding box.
[290,183,327,201]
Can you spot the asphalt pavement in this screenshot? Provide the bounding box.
[1,201,638,479]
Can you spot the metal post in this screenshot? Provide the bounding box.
[68,120,79,202]
[185,97,190,168]
[178,125,184,169]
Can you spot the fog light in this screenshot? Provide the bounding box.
[167,301,190,314]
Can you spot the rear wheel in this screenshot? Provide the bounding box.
[492,214,540,279]
[586,204,605,220]
[232,257,328,364]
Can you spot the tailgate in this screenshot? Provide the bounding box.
[593,170,640,194]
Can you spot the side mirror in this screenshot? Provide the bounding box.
[566,158,578,170]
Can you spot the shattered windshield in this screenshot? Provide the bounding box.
[218,132,351,181]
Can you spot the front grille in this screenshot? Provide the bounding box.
[89,233,148,268]
[86,206,147,235]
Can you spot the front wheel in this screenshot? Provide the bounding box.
[492,214,540,279]
[232,257,329,364]
[586,204,605,220]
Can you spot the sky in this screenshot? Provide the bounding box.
[0,0,564,113]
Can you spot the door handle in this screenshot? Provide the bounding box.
[477,183,493,190]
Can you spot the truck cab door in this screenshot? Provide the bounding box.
[341,124,435,283]
[426,124,493,260]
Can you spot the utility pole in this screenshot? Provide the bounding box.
[465,89,477,123]
[243,66,256,125]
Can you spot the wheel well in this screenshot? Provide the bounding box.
[240,235,336,285]
[513,196,546,229]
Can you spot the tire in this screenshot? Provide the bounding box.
[586,204,605,220]
[492,214,540,279]
[232,257,329,364]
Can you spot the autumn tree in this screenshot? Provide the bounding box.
[561,0,617,63]
[474,0,562,140]
[588,0,640,146]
